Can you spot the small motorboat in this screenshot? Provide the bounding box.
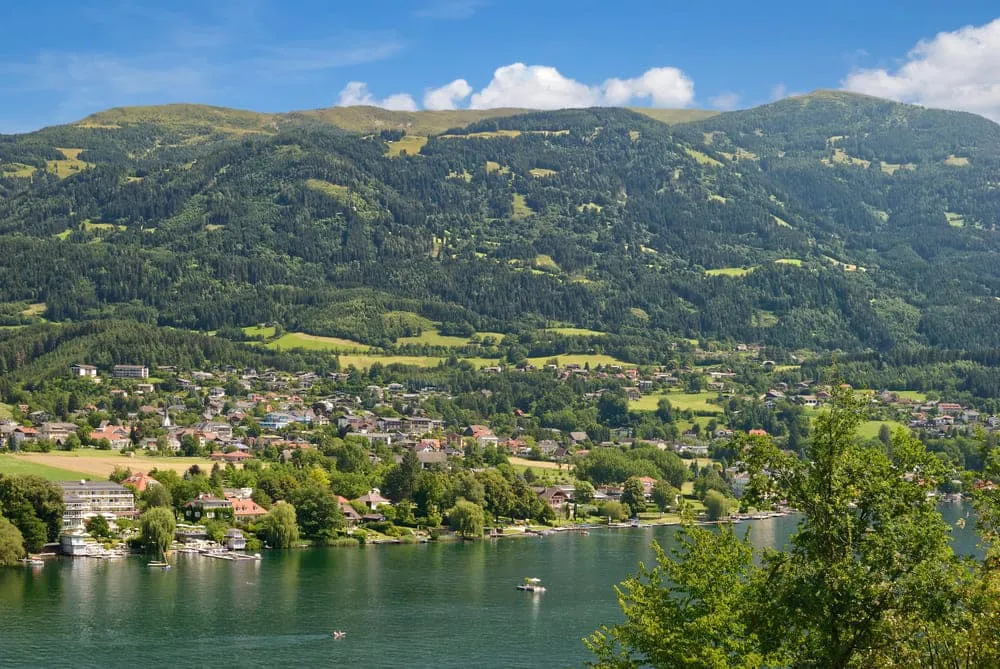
[516,577,546,593]
[332,630,346,640]
[21,557,44,567]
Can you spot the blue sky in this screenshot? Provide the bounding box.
[2,0,1000,132]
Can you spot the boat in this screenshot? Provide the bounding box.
[21,557,44,567]
[148,561,170,569]
[332,630,346,639]
[516,577,546,593]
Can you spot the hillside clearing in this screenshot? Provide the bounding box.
[630,391,723,414]
[706,267,754,277]
[526,354,635,369]
[945,155,970,166]
[1,162,36,177]
[384,135,428,157]
[775,258,803,266]
[512,193,533,219]
[267,332,368,352]
[9,451,217,479]
[0,455,92,481]
[945,212,965,228]
[544,327,605,337]
[397,328,475,347]
[685,148,723,167]
[529,168,558,177]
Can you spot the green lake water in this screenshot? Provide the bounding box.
[0,506,977,669]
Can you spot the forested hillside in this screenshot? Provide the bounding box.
[2,92,1000,364]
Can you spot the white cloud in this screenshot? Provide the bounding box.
[770,83,788,101]
[423,78,473,110]
[710,91,741,111]
[466,63,695,110]
[843,18,1000,121]
[336,81,416,111]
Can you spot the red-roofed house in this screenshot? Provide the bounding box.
[748,429,769,437]
[336,496,362,525]
[89,425,131,450]
[210,451,253,463]
[226,496,267,521]
[122,472,159,493]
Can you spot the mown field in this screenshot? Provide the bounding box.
[0,454,92,481]
[6,451,217,479]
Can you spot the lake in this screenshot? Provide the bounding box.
[0,506,977,669]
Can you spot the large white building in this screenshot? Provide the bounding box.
[113,364,149,379]
[57,480,137,529]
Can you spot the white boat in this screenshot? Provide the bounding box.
[21,557,44,567]
[332,630,346,639]
[516,577,546,593]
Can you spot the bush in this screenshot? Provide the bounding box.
[598,501,629,522]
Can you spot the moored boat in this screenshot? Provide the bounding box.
[516,577,546,593]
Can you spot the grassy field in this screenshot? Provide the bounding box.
[705,267,754,277]
[46,148,92,179]
[21,303,45,317]
[526,353,636,369]
[82,221,126,232]
[0,455,92,481]
[485,161,510,175]
[893,390,928,402]
[509,456,569,471]
[630,391,723,414]
[384,135,428,157]
[685,148,723,167]
[632,108,719,125]
[336,354,500,370]
[0,402,12,419]
[772,215,793,228]
[266,332,368,352]
[242,324,277,338]
[512,193,533,219]
[544,327,605,337]
[945,212,966,228]
[775,258,803,266]
[577,202,603,213]
[534,254,560,272]
[945,155,970,167]
[529,168,558,177]
[440,129,522,139]
[4,451,218,479]
[1,162,36,177]
[856,420,907,440]
[397,328,474,347]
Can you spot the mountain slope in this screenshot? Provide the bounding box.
[1,93,1000,357]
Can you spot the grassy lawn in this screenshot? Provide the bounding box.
[384,135,428,158]
[529,168,558,177]
[774,258,803,266]
[705,267,754,277]
[893,390,927,402]
[631,391,723,414]
[945,212,965,228]
[1,162,37,177]
[0,403,12,419]
[534,254,560,272]
[945,155,970,167]
[21,303,45,316]
[0,454,93,481]
[46,148,92,179]
[684,148,723,167]
[526,353,636,369]
[266,332,368,352]
[544,327,606,337]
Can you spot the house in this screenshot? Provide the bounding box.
[227,496,267,521]
[57,480,136,529]
[415,451,448,470]
[71,364,98,378]
[122,472,159,493]
[40,422,78,444]
[538,486,571,509]
[210,451,253,463]
[184,494,234,521]
[337,496,362,525]
[569,431,590,444]
[748,429,769,437]
[355,488,391,511]
[89,425,131,450]
[636,476,658,499]
[113,364,149,379]
[224,528,247,551]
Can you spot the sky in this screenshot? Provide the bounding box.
[2,0,1000,133]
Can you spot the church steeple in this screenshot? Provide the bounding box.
[162,405,171,428]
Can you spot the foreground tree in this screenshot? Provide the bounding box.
[260,501,299,549]
[0,516,25,566]
[588,386,966,668]
[140,507,176,558]
[0,474,65,552]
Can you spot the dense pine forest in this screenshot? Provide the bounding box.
[3,91,1000,374]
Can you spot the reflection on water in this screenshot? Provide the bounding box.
[0,509,981,669]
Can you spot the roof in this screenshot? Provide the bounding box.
[226,497,266,516]
[57,480,130,493]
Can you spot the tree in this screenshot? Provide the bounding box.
[140,507,176,558]
[0,516,25,566]
[598,390,630,428]
[0,474,65,551]
[703,490,731,521]
[109,466,131,483]
[382,450,421,502]
[84,514,112,540]
[448,500,485,539]
[620,477,646,518]
[289,486,343,542]
[586,526,778,669]
[140,484,172,510]
[598,501,628,522]
[651,481,676,514]
[204,519,228,544]
[260,501,299,548]
[574,480,595,505]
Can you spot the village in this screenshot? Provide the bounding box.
[0,353,984,560]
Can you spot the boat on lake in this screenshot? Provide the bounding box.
[516,577,546,593]
[148,561,170,570]
[21,557,44,567]
[332,630,346,639]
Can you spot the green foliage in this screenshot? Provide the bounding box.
[84,514,112,540]
[139,484,172,510]
[260,501,299,548]
[0,516,26,565]
[447,499,485,538]
[0,474,65,552]
[289,485,344,542]
[703,490,731,521]
[139,507,176,557]
[597,501,628,522]
[619,477,646,517]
